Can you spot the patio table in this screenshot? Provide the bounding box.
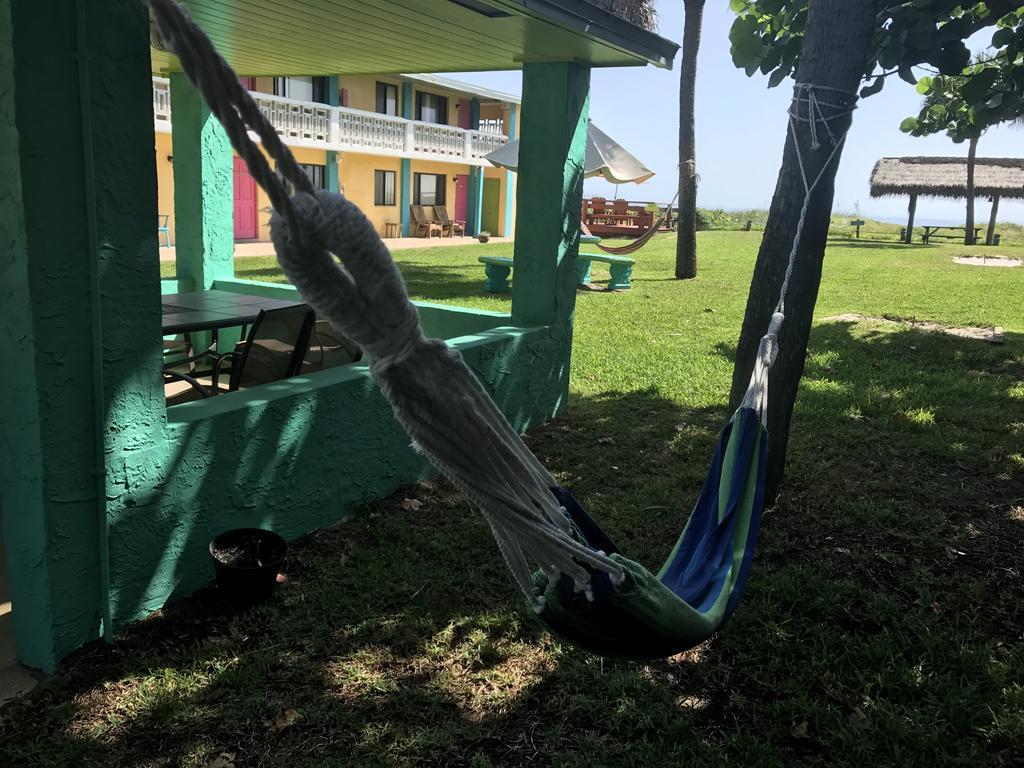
[161,289,302,336]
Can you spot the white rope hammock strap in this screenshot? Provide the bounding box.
[148,0,623,608]
[740,83,858,424]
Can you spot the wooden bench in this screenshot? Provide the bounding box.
[478,252,636,293]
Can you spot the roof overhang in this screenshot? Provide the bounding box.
[150,0,679,77]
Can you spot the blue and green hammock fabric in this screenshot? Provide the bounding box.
[533,405,768,660]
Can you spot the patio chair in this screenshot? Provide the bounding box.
[304,320,362,372]
[410,205,443,238]
[158,214,171,248]
[164,304,315,403]
[432,205,465,237]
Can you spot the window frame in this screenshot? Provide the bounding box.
[415,92,449,125]
[375,82,399,116]
[374,169,396,206]
[413,173,446,206]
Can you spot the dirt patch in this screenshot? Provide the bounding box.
[822,313,1004,343]
[953,256,1021,267]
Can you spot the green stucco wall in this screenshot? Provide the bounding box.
[1,4,590,672]
[171,73,234,292]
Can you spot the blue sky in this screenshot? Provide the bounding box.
[443,1,1024,225]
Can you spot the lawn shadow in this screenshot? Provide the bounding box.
[2,321,1023,766]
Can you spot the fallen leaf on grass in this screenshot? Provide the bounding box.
[266,708,303,733]
[401,498,423,512]
[597,437,615,445]
[790,721,810,739]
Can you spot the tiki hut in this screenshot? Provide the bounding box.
[870,156,1024,244]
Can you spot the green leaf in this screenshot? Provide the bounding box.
[900,117,919,132]
[768,67,789,88]
[992,27,1014,48]
[860,76,885,98]
[916,75,934,94]
[960,67,1000,105]
[898,65,917,85]
[932,42,971,75]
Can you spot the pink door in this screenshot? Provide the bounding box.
[457,98,472,129]
[233,157,258,240]
[455,174,469,225]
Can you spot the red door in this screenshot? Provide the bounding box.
[233,157,258,240]
[455,174,469,225]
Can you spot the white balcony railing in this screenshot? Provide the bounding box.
[151,77,509,165]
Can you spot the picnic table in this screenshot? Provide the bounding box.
[921,225,983,244]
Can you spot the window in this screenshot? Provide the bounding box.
[282,163,326,193]
[415,92,448,124]
[375,82,398,116]
[273,76,328,103]
[374,170,396,206]
[413,173,446,206]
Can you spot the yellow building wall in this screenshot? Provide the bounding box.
[338,153,403,235]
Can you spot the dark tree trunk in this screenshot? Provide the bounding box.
[728,0,879,500]
[674,0,704,280]
[965,135,978,245]
[986,195,1000,245]
[906,193,917,243]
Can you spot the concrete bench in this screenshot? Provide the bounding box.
[478,252,636,293]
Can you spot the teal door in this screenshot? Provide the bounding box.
[481,178,501,235]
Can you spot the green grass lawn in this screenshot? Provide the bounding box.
[8,233,1023,766]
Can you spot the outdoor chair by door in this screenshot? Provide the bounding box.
[410,205,442,238]
[433,206,465,237]
[158,215,171,248]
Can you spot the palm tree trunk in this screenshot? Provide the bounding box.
[728,0,878,500]
[674,0,704,280]
[965,135,978,245]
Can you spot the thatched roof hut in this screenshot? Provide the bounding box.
[870,156,1024,200]
[868,156,1024,244]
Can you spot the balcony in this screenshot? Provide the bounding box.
[152,77,509,166]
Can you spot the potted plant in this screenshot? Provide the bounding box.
[478,231,491,244]
[209,527,287,604]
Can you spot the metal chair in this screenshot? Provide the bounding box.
[158,214,171,248]
[164,305,315,403]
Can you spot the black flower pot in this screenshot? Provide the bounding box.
[209,528,287,604]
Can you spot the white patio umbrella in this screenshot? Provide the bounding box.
[485,120,655,185]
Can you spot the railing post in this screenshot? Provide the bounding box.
[464,129,474,160]
[328,107,340,144]
[404,121,415,153]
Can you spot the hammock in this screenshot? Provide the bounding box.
[151,0,856,660]
[585,192,677,257]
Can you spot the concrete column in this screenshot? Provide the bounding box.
[0,0,160,671]
[170,73,234,291]
[511,62,590,328]
[400,81,414,235]
[504,103,517,238]
[466,99,482,236]
[325,75,340,193]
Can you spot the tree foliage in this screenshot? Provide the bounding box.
[728,1,1024,136]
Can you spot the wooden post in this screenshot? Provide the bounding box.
[906,193,917,244]
[986,195,1000,246]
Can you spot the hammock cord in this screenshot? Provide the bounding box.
[148,0,857,604]
[740,83,857,422]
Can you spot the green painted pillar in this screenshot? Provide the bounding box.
[504,103,517,238]
[170,73,234,291]
[0,0,160,671]
[466,99,482,237]
[400,81,414,236]
[511,62,590,329]
[325,75,340,194]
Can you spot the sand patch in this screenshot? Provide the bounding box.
[822,313,1004,344]
[953,256,1021,267]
